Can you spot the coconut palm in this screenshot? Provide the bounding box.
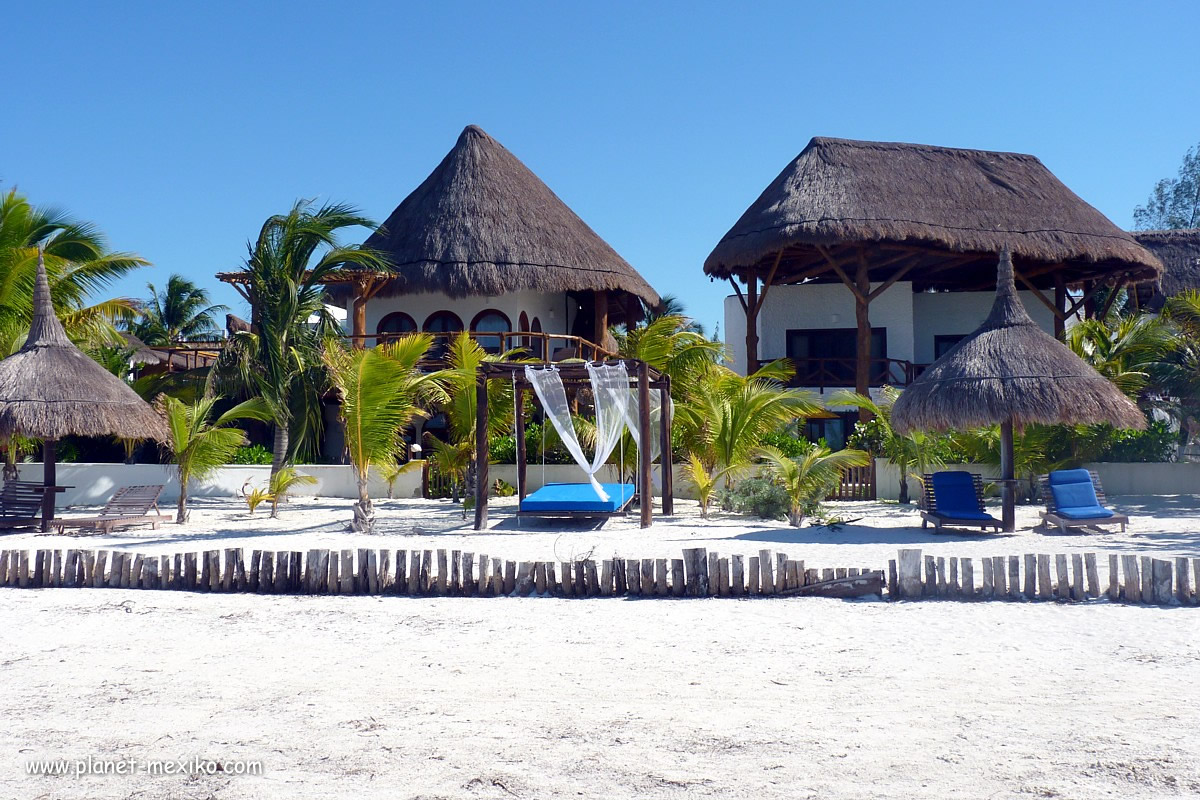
[132,274,228,344]
[0,188,146,355]
[614,314,724,397]
[1162,290,1200,451]
[265,466,318,519]
[215,200,390,477]
[1065,313,1173,400]
[830,387,946,504]
[681,453,732,518]
[162,394,271,523]
[757,442,871,527]
[324,333,443,532]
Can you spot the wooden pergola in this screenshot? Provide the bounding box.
[473,360,673,530]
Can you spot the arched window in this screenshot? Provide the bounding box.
[530,316,544,360]
[376,312,416,344]
[423,310,464,359]
[470,309,511,354]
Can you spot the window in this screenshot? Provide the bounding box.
[803,412,859,451]
[933,334,966,360]
[376,312,416,344]
[785,328,887,387]
[470,309,511,354]
[530,317,544,359]
[423,311,463,358]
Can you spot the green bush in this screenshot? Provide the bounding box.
[231,444,273,465]
[488,422,575,465]
[760,431,809,459]
[718,477,790,520]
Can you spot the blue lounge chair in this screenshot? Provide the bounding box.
[518,483,636,518]
[919,471,1002,532]
[1039,469,1128,533]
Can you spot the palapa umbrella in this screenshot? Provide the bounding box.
[891,249,1144,531]
[0,247,168,529]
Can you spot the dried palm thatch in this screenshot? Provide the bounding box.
[332,125,659,309]
[891,250,1145,434]
[704,137,1161,289]
[0,251,168,442]
[119,332,166,366]
[1133,229,1200,309]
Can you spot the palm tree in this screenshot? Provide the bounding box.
[642,294,705,335]
[1066,313,1172,400]
[1162,290,1200,453]
[758,442,871,527]
[830,387,946,504]
[681,453,732,518]
[215,200,389,478]
[163,394,270,523]
[0,188,146,355]
[132,274,228,344]
[324,334,443,531]
[614,314,724,395]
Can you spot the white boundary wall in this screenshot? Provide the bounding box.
[11,460,1198,509]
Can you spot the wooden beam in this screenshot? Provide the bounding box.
[514,385,527,501]
[1098,279,1127,320]
[593,290,609,351]
[1054,273,1067,339]
[729,278,748,313]
[1064,281,1108,321]
[867,260,918,301]
[751,250,784,315]
[473,377,489,531]
[1013,269,1062,318]
[637,361,653,528]
[853,251,872,400]
[658,377,673,516]
[351,279,369,350]
[744,273,759,375]
[818,246,868,305]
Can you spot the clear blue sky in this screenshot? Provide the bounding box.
[6,0,1198,336]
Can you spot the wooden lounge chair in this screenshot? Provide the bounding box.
[919,471,1002,532]
[1038,469,1128,533]
[53,485,167,534]
[0,480,46,530]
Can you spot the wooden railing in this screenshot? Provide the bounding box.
[826,462,877,501]
[345,331,615,362]
[787,358,928,392]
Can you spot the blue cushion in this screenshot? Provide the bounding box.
[930,472,983,516]
[520,483,635,513]
[1047,469,1110,516]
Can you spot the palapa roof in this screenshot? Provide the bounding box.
[0,252,168,442]
[328,125,659,311]
[1133,229,1200,306]
[705,137,1162,291]
[890,250,1145,433]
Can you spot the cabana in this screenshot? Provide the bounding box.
[891,250,1144,532]
[0,248,168,529]
[472,359,673,530]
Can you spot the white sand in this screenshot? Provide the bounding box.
[2,589,1198,799]
[4,496,1199,798]
[6,493,1200,569]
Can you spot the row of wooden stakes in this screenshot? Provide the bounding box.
[889,549,1200,605]
[0,546,883,598]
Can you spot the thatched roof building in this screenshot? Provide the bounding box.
[705,137,1161,288]
[704,136,1162,379]
[0,253,168,443]
[348,125,658,307]
[891,250,1145,434]
[1133,229,1200,309]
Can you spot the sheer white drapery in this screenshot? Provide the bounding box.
[525,364,629,501]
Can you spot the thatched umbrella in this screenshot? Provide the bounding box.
[0,247,168,528]
[891,250,1144,531]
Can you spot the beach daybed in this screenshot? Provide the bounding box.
[53,485,167,534]
[518,482,636,519]
[919,471,1002,532]
[1038,469,1128,533]
[0,481,46,530]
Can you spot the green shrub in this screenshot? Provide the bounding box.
[231,444,273,465]
[718,477,789,520]
[488,422,575,465]
[760,431,809,459]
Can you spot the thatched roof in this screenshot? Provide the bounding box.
[891,251,1145,433]
[0,253,168,442]
[1133,229,1200,307]
[330,125,659,311]
[705,137,1162,290]
[119,332,166,366]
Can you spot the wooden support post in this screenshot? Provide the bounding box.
[475,554,488,596]
[897,549,922,599]
[637,360,653,528]
[623,559,637,597]
[641,558,656,596]
[731,554,744,596]
[351,279,368,350]
[1024,554,1036,599]
[593,289,609,351]
[1071,553,1085,601]
[1054,554,1070,600]
[659,377,674,516]
[936,557,947,596]
[41,439,56,531]
[514,384,527,501]
[1008,556,1020,599]
[1152,559,1173,604]
[748,556,759,595]
[853,254,872,400]
[759,549,775,595]
[925,555,938,597]
[774,552,787,594]
[999,419,1016,533]
[961,558,974,598]
[981,557,994,598]
[1108,554,1120,601]
[1140,555,1153,603]
[1053,273,1067,339]
[671,558,685,597]
[656,559,669,596]
[1121,555,1139,602]
[474,376,489,531]
[744,272,759,375]
[887,559,898,599]
[1177,557,1193,604]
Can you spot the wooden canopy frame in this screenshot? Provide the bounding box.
[473,359,673,530]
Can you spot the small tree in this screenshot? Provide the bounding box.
[757,443,870,527]
[1133,141,1200,230]
[163,395,270,523]
[323,334,442,532]
[681,454,732,519]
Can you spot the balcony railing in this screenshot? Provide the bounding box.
[786,357,929,392]
[345,331,616,363]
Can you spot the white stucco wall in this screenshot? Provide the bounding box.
[353,290,580,345]
[912,290,1056,364]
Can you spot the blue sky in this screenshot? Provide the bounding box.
[6,0,1198,336]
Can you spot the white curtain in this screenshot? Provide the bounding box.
[525,365,624,501]
[622,384,666,462]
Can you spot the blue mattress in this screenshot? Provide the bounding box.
[520,483,636,514]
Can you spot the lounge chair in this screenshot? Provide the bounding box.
[53,485,167,534]
[1038,469,1128,533]
[518,482,636,518]
[919,471,1002,532]
[0,481,46,530]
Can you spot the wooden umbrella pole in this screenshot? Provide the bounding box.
[999,419,1016,533]
[41,438,57,532]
